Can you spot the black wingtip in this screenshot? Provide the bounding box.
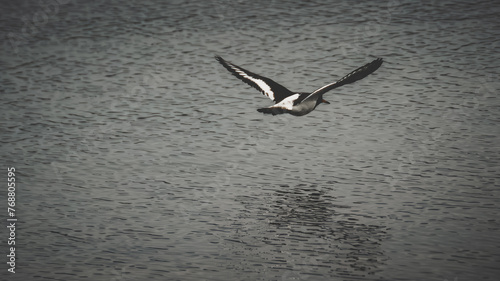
[373,58,383,69]
[215,55,230,68]
[367,58,383,72]
[348,57,383,83]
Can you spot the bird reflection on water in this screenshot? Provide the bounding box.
[227,184,389,278]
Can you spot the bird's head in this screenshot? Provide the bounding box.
[315,97,330,108]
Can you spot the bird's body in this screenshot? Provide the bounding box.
[261,92,321,116]
[215,55,383,116]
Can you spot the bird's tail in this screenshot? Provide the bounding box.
[257,107,288,115]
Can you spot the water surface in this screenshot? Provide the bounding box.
[1,0,500,280]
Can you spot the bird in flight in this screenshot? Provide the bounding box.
[215,55,383,116]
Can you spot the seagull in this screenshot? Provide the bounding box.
[215,55,383,116]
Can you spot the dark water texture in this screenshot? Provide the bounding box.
[1,0,499,280]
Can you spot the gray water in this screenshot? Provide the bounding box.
[1,0,500,280]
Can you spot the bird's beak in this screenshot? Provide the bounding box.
[322,99,330,104]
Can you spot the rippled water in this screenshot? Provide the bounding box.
[2,0,500,280]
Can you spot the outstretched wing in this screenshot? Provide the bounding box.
[215,55,295,104]
[310,58,383,97]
